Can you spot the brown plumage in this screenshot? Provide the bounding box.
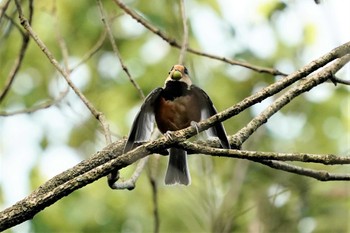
[123,65,230,185]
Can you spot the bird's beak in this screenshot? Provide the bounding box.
[171,70,182,80]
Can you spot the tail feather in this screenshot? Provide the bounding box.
[165,148,190,185]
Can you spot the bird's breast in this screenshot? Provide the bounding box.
[155,94,201,133]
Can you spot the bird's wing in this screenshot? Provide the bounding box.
[123,88,163,153]
[191,85,230,149]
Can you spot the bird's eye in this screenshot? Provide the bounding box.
[184,67,188,74]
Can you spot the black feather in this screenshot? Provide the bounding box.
[123,88,163,153]
[191,85,231,149]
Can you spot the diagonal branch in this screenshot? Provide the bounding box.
[70,29,107,72]
[14,0,112,144]
[97,0,144,99]
[113,0,286,76]
[233,53,350,145]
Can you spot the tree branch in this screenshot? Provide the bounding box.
[113,0,287,76]
[178,0,189,65]
[0,88,69,116]
[233,53,350,145]
[14,0,112,145]
[0,0,32,103]
[97,0,145,99]
[259,160,350,181]
[179,141,350,165]
[69,29,107,72]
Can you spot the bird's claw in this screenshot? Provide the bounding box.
[190,121,200,135]
[164,131,174,141]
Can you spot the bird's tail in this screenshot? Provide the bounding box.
[165,148,190,185]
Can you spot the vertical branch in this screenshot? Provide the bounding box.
[0,0,11,22]
[0,0,33,103]
[150,176,160,233]
[148,156,160,233]
[53,0,70,73]
[178,0,188,65]
[96,0,144,99]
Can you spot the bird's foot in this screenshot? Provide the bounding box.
[164,131,175,141]
[190,121,200,135]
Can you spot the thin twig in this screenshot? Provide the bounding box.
[97,0,145,187]
[109,157,150,190]
[0,0,11,23]
[97,0,144,99]
[178,0,188,65]
[259,160,350,181]
[2,13,26,37]
[179,141,350,165]
[53,0,70,77]
[0,0,33,103]
[150,174,160,233]
[14,0,112,144]
[329,75,350,85]
[113,0,287,76]
[0,88,69,116]
[70,29,107,72]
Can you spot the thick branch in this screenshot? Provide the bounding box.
[1,130,349,230]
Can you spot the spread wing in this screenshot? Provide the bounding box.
[123,88,163,153]
[191,85,230,149]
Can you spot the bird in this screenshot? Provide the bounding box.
[123,64,230,185]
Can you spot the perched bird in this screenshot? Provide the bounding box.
[123,65,230,185]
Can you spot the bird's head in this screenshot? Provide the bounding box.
[165,64,192,86]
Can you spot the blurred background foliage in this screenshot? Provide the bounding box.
[0,0,349,232]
